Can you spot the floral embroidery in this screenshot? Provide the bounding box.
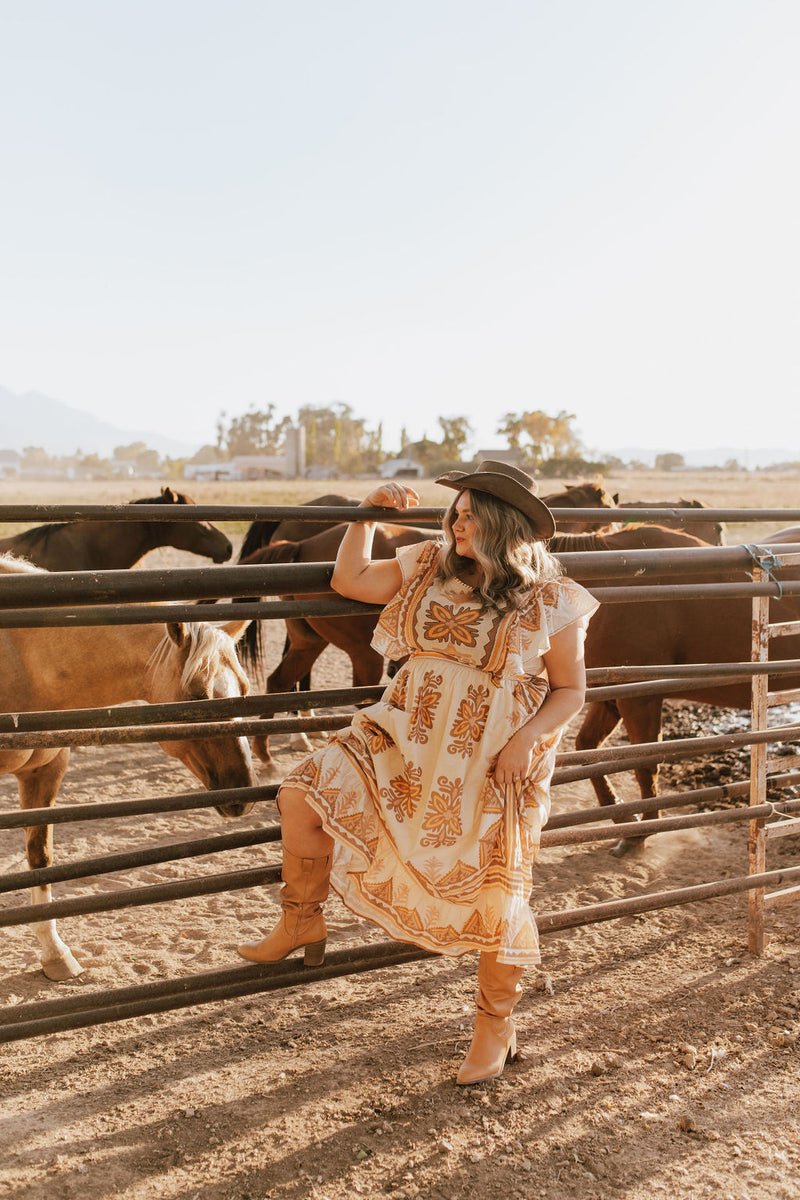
[381,763,423,822]
[363,719,395,755]
[387,670,408,710]
[423,600,482,647]
[409,669,443,743]
[421,776,463,847]
[448,683,490,757]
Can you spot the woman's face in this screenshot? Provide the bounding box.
[451,491,479,559]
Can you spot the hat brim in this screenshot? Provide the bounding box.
[435,471,556,539]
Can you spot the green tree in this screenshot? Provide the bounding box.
[21,446,52,469]
[438,416,472,462]
[654,452,685,471]
[297,403,384,473]
[217,405,291,456]
[496,410,583,467]
[113,441,148,462]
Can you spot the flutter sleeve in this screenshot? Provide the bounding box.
[370,540,440,659]
[517,576,599,673]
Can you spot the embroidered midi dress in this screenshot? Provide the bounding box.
[283,540,598,966]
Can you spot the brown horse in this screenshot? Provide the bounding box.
[573,526,800,852]
[0,554,256,979]
[236,482,619,562]
[544,482,619,532]
[238,493,363,561]
[617,498,724,545]
[239,522,441,773]
[0,486,232,569]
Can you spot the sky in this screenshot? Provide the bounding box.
[1,0,798,461]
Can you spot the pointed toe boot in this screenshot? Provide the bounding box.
[457,951,524,1086]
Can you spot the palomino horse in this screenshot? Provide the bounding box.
[573,525,800,852]
[0,486,232,569]
[617,498,724,545]
[0,554,256,980]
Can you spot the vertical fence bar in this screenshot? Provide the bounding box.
[749,564,769,953]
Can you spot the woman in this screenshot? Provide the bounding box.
[238,460,598,1085]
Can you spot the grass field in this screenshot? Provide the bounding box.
[1,468,799,542]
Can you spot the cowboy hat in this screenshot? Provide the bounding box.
[435,459,556,539]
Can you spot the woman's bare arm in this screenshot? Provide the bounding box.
[330,482,421,604]
[494,620,587,787]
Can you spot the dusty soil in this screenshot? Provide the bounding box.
[2,548,800,1199]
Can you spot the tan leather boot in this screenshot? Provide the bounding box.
[456,951,524,1085]
[237,850,331,966]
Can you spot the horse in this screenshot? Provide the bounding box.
[238,522,441,774]
[617,497,724,545]
[0,554,256,980]
[0,486,233,569]
[236,482,619,563]
[238,493,363,561]
[236,501,625,776]
[544,482,619,532]
[573,525,800,852]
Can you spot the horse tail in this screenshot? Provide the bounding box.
[238,541,302,674]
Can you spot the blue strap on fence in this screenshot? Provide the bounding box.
[742,544,784,599]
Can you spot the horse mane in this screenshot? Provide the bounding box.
[147,623,250,693]
[549,531,609,554]
[0,552,46,574]
[6,524,68,555]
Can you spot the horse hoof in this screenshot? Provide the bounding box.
[250,737,271,764]
[41,952,84,981]
[609,837,647,859]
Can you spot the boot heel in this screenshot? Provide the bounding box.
[303,939,326,967]
[507,1029,518,1063]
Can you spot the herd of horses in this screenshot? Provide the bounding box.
[2,482,798,979]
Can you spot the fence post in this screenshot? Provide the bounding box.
[749,563,769,953]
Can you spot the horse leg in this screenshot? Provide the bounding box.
[254,641,327,778]
[17,749,83,980]
[574,701,625,809]
[608,695,665,857]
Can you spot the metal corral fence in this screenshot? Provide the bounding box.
[1,501,800,1043]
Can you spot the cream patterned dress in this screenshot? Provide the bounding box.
[283,540,598,966]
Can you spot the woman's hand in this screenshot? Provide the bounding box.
[361,482,420,511]
[494,730,537,789]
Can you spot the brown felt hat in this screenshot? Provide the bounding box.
[435,459,556,540]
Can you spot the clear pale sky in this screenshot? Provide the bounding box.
[1,1,797,459]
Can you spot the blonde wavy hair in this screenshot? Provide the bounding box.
[437,489,562,610]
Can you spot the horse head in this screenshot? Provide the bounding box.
[148,620,257,815]
[132,491,233,563]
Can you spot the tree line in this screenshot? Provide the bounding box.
[203,403,622,477]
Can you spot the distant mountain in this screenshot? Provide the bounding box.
[0,386,197,457]
[604,445,800,470]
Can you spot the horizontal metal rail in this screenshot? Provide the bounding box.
[3,502,800,524]
[0,864,280,928]
[0,826,282,893]
[2,543,798,609]
[3,661,798,738]
[0,785,279,831]
[3,863,800,1042]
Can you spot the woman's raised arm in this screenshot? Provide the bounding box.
[330,482,421,605]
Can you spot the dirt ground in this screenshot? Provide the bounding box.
[2,549,800,1200]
